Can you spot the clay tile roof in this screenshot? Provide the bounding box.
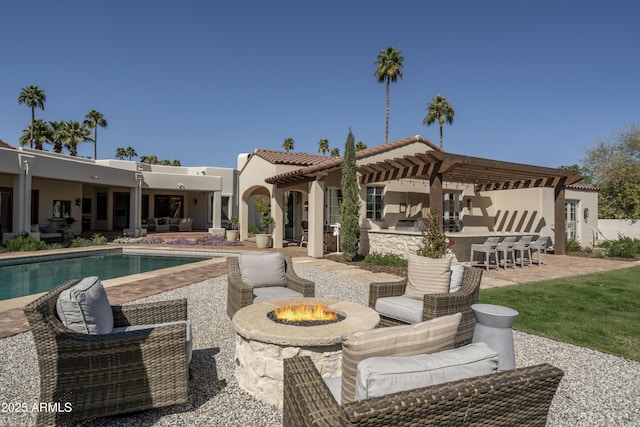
[0,139,16,149]
[265,135,438,184]
[253,149,330,166]
[567,183,600,191]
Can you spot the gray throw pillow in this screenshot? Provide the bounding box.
[449,263,464,293]
[56,276,114,334]
[238,253,287,287]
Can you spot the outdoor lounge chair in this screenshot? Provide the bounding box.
[496,236,516,269]
[23,279,191,427]
[513,235,533,267]
[283,355,564,427]
[369,265,483,347]
[470,237,500,270]
[529,235,550,265]
[227,253,315,319]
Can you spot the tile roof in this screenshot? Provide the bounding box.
[0,139,16,149]
[567,183,600,191]
[253,150,330,166]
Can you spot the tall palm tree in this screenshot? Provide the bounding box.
[282,137,294,152]
[115,147,127,160]
[330,147,340,157]
[374,47,404,143]
[17,85,47,149]
[124,146,137,160]
[55,121,92,157]
[19,119,52,150]
[318,138,330,156]
[355,141,367,151]
[84,109,108,159]
[48,121,64,153]
[423,94,455,149]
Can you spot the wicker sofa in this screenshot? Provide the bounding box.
[369,265,482,348]
[283,355,563,427]
[23,279,190,427]
[227,254,315,319]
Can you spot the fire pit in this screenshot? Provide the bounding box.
[231,298,380,408]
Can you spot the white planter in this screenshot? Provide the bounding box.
[226,230,239,241]
[255,234,272,249]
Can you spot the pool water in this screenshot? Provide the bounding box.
[0,252,210,301]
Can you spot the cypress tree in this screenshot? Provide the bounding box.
[340,129,361,261]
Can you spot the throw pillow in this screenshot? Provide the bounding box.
[355,342,499,401]
[449,263,465,293]
[238,253,287,287]
[56,276,114,334]
[404,253,452,300]
[340,312,461,405]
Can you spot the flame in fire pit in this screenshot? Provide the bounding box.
[275,302,338,322]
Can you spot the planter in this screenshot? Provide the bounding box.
[226,230,239,241]
[255,234,272,249]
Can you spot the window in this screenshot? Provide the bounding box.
[325,188,342,225]
[443,192,462,232]
[366,187,383,220]
[154,195,184,218]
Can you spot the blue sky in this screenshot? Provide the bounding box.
[1,1,638,169]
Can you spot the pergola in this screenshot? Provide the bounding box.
[266,143,583,256]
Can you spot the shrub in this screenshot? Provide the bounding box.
[416,211,451,258]
[247,225,260,236]
[4,234,48,252]
[565,239,582,253]
[196,235,243,246]
[69,233,107,248]
[601,236,640,258]
[112,237,145,244]
[364,252,407,267]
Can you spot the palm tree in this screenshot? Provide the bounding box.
[423,94,455,149]
[115,147,127,160]
[355,141,367,151]
[125,146,137,160]
[55,121,92,156]
[374,47,404,143]
[330,147,340,157]
[19,119,51,150]
[18,85,47,149]
[318,138,330,156]
[282,137,294,152]
[48,121,64,153]
[84,109,108,159]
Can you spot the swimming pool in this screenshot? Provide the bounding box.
[0,249,214,301]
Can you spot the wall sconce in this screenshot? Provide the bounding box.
[75,198,82,207]
[303,201,309,211]
[178,183,185,190]
[91,174,98,179]
[193,198,198,206]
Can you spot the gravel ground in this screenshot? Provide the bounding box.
[0,264,638,426]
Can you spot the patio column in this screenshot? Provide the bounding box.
[429,167,443,230]
[209,190,224,236]
[240,193,249,241]
[14,156,34,234]
[554,184,566,255]
[308,179,325,258]
[272,187,285,248]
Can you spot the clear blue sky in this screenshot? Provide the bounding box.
[1,1,638,169]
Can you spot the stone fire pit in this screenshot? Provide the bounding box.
[231,298,380,408]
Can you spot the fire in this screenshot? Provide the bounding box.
[274,301,338,322]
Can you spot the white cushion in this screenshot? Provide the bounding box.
[56,276,114,334]
[449,264,464,293]
[404,254,452,300]
[252,286,303,302]
[238,253,287,287]
[323,377,342,403]
[112,320,193,364]
[375,296,423,324]
[355,342,499,401]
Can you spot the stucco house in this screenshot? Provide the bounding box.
[238,135,598,259]
[0,141,237,243]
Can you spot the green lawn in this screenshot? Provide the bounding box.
[478,266,640,361]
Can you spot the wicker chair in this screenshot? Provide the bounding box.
[24,279,190,427]
[227,254,315,319]
[369,266,482,347]
[283,355,563,427]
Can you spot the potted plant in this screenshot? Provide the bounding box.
[227,216,239,241]
[255,214,275,249]
[415,211,451,259]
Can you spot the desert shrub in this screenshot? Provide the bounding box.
[69,233,107,248]
[247,225,260,236]
[565,239,582,253]
[4,234,48,252]
[112,237,145,244]
[196,235,243,246]
[364,252,407,267]
[600,236,640,258]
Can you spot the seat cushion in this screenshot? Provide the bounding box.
[449,263,464,293]
[355,342,499,401]
[340,312,461,405]
[323,376,342,403]
[56,276,114,334]
[238,253,287,287]
[404,254,452,300]
[252,286,303,302]
[375,296,423,324]
[112,320,193,364]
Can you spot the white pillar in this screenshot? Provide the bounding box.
[308,179,325,258]
[208,190,225,236]
[240,193,249,241]
[272,187,285,248]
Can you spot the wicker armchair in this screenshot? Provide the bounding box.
[227,254,315,319]
[24,279,190,427]
[283,355,563,427]
[369,266,482,347]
